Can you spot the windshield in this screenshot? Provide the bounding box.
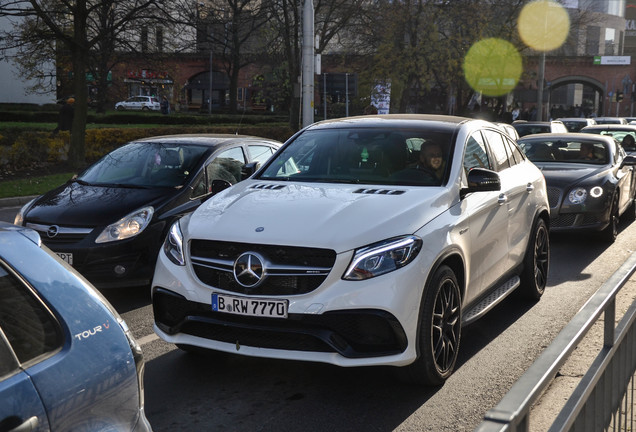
[584,130,636,153]
[514,124,551,137]
[259,127,455,186]
[518,139,609,165]
[79,141,210,187]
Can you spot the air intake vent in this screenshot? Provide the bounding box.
[353,188,406,195]
[250,183,286,190]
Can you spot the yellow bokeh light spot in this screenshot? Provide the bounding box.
[518,0,570,51]
[463,38,522,97]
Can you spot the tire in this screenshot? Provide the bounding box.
[519,217,549,301]
[600,194,619,243]
[398,265,461,386]
[116,105,125,111]
[625,198,636,223]
[142,106,149,111]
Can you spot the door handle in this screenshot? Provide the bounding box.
[526,183,535,192]
[498,194,508,205]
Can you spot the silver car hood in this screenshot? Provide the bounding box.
[184,181,453,252]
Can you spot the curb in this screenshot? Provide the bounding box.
[0,195,38,208]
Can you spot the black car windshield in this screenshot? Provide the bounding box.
[78,142,210,187]
[514,124,551,137]
[583,130,636,153]
[258,127,455,186]
[518,139,609,165]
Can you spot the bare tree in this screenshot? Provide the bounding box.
[0,0,174,167]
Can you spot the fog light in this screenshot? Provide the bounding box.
[114,265,126,275]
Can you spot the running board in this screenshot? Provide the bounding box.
[462,276,521,326]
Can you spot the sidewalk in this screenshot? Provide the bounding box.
[0,195,38,208]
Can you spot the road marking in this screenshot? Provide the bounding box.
[138,333,160,346]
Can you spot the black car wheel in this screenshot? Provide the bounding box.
[519,217,549,301]
[626,198,636,222]
[142,106,149,111]
[601,194,619,243]
[116,105,125,111]
[399,265,461,386]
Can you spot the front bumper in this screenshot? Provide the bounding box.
[153,287,408,358]
[151,244,427,367]
[28,221,165,288]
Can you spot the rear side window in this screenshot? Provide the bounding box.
[482,129,511,171]
[0,264,62,365]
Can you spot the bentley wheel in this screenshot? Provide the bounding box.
[601,194,619,243]
[398,265,461,386]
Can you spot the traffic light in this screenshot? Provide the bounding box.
[617,91,624,102]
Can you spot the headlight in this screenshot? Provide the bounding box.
[13,198,36,226]
[590,186,603,198]
[568,187,588,204]
[95,206,154,243]
[343,236,422,280]
[163,220,185,266]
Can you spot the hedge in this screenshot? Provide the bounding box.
[0,125,295,172]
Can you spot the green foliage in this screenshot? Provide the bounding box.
[0,173,75,198]
[0,125,294,171]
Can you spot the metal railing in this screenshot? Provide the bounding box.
[474,252,636,431]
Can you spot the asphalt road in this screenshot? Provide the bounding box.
[4,202,636,431]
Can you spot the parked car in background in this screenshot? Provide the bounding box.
[496,122,520,140]
[593,116,628,125]
[580,124,636,155]
[152,114,550,386]
[0,222,151,431]
[14,134,282,289]
[557,117,597,132]
[512,120,568,137]
[517,133,636,242]
[115,96,161,111]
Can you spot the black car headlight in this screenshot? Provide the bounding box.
[163,221,185,266]
[13,198,36,226]
[95,206,154,243]
[343,236,422,281]
[567,186,603,205]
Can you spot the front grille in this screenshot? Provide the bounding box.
[26,222,92,245]
[551,213,603,228]
[547,187,561,208]
[153,288,408,357]
[189,240,337,295]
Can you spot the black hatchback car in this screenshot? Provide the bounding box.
[14,134,282,289]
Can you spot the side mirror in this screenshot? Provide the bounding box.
[620,155,636,167]
[461,168,501,198]
[241,161,261,180]
[210,179,232,195]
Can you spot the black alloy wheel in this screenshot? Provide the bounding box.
[399,265,461,386]
[519,217,549,300]
[601,194,620,242]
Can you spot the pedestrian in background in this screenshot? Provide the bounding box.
[52,97,74,135]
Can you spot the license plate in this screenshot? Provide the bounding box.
[212,293,288,318]
[56,252,73,265]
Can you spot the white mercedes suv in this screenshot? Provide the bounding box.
[152,114,550,386]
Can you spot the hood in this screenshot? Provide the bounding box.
[534,162,606,188]
[25,181,175,227]
[185,181,453,253]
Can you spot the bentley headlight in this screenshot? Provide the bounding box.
[163,220,185,266]
[590,186,603,198]
[568,187,588,205]
[343,236,422,280]
[95,206,154,243]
